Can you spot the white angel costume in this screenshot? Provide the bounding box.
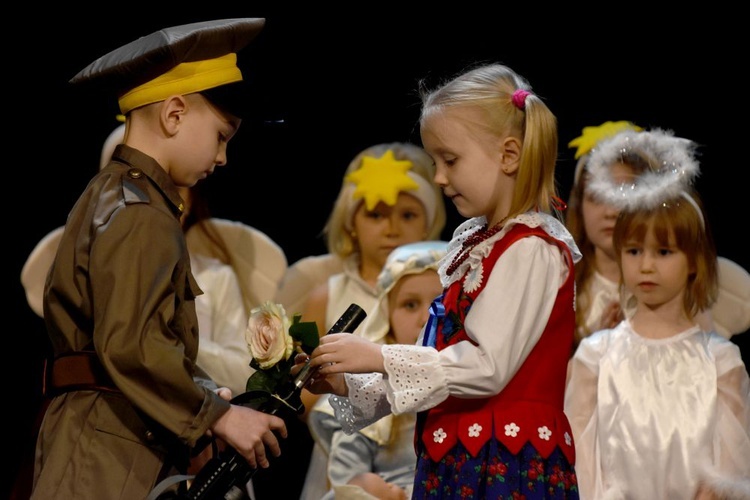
[565,319,750,499]
[565,127,750,499]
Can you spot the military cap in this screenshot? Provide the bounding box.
[70,18,265,116]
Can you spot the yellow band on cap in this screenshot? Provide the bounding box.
[118,53,242,114]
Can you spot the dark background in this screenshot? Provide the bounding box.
[10,6,748,494]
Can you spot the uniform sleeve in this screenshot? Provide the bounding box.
[381,237,568,414]
[193,260,253,396]
[91,203,227,446]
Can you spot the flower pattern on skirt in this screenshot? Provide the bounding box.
[414,439,578,499]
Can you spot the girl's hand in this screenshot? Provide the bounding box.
[291,352,348,397]
[309,333,385,374]
[693,482,720,500]
[597,300,623,331]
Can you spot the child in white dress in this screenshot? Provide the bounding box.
[564,128,750,499]
[316,241,447,500]
[566,121,750,351]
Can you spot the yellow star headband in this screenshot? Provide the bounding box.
[345,150,419,210]
[568,120,643,160]
[570,120,644,186]
[342,149,438,231]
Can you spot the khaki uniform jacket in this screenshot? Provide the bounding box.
[31,144,230,500]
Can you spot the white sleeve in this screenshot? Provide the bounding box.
[329,373,394,434]
[564,333,606,499]
[702,337,750,495]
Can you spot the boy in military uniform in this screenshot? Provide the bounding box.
[31,18,287,499]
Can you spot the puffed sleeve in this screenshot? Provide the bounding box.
[91,203,228,446]
[701,337,750,496]
[564,332,608,499]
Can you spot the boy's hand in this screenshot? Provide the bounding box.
[210,405,287,469]
[215,387,232,401]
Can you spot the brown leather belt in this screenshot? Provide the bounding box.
[44,351,120,397]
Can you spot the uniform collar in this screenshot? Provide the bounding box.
[110,143,186,218]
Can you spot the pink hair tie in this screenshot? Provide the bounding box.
[511,89,531,109]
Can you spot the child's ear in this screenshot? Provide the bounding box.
[161,95,189,136]
[500,136,522,174]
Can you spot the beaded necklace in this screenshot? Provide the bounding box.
[446,218,508,275]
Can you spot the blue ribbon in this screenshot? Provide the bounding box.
[422,295,445,348]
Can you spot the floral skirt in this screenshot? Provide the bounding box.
[413,438,578,499]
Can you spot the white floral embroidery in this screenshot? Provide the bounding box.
[538,426,552,441]
[463,262,484,293]
[433,428,447,443]
[564,431,572,446]
[504,422,520,437]
[468,423,482,437]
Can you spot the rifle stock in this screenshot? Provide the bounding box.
[180,303,366,499]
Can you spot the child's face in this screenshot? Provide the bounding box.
[620,219,690,311]
[353,193,429,269]
[582,162,639,262]
[388,270,442,345]
[420,107,507,221]
[169,94,240,187]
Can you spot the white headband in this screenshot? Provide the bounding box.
[586,128,700,213]
[361,241,448,344]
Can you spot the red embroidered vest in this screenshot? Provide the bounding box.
[419,224,576,465]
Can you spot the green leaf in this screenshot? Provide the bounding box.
[236,390,276,411]
[245,369,277,393]
[289,321,320,354]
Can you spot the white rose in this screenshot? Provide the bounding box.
[245,301,294,369]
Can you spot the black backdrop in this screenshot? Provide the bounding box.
[10,6,748,495]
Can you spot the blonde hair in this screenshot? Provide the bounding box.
[613,190,718,319]
[323,142,446,258]
[419,63,560,219]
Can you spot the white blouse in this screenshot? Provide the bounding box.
[565,319,750,499]
[330,213,581,431]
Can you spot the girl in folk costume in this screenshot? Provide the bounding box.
[301,63,581,499]
[564,129,750,499]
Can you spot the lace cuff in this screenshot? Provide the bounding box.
[382,343,449,414]
[329,373,391,434]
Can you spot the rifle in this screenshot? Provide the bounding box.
[166,303,366,500]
